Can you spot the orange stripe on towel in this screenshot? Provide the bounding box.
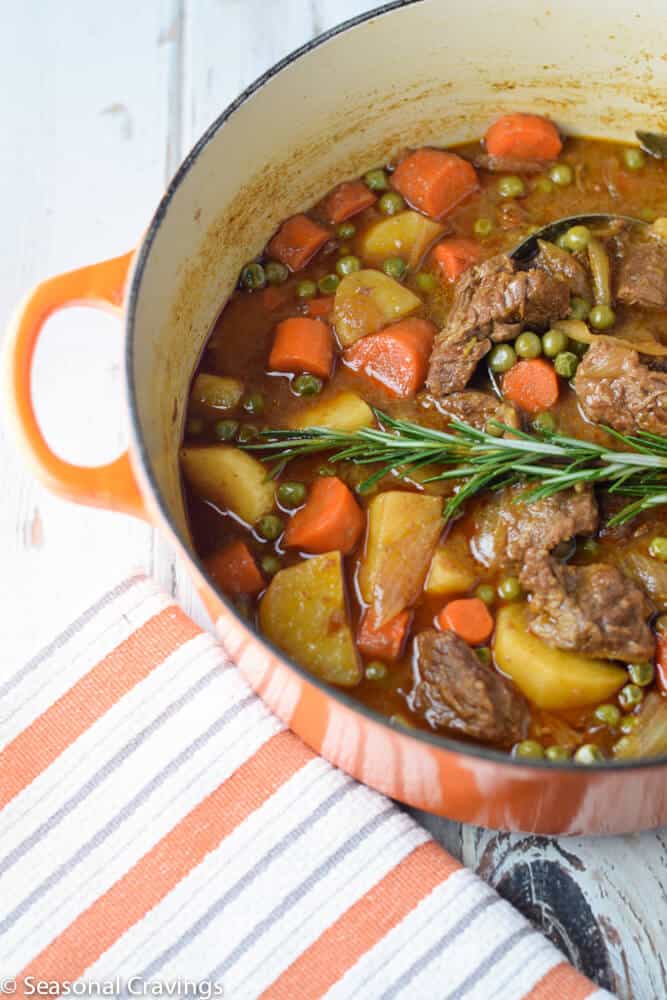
[526,961,599,1000]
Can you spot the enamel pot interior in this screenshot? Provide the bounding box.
[126,0,667,833]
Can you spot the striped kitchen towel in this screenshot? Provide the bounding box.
[0,575,612,1000]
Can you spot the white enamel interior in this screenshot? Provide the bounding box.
[128,0,667,546]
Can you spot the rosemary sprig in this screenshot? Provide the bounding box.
[244,409,667,524]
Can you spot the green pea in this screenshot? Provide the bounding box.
[242,392,264,416]
[556,232,571,251]
[277,481,307,509]
[186,416,204,436]
[236,424,259,443]
[318,463,337,476]
[488,343,517,373]
[515,331,542,359]
[296,279,317,299]
[588,304,616,330]
[623,147,646,171]
[512,740,544,760]
[568,296,591,321]
[383,256,407,280]
[574,743,605,764]
[554,351,579,379]
[534,176,554,194]
[649,536,667,561]
[318,273,340,294]
[498,175,525,198]
[473,217,493,237]
[484,419,504,438]
[337,222,356,239]
[260,555,282,576]
[292,373,323,397]
[593,703,621,727]
[256,514,284,541]
[639,207,656,222]
[240,262,267,290]
[570,339,589,357]
[265,261,289,285]
[628,661,655,687]
[618,683,644,710]
[542,329,568,357]
[620,715,640,734]
[545,745,572,762]
[213,418,239,442]
[549,163,574,187]
[378,191,405,216]
[532,411,556,435]
[365,661,387,681]
[476,646,492,666]
[364,168,389,191]
[578,537,600,558]
[416,271,437,292]
[475,584,496,606]
[336,255,362,277]
[561,225,591,252]
[498,576,522,601]
[655,614,667,636]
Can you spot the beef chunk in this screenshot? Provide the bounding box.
[410,629,528,746]
[574,338,667,435]
[437,390,519,431]
[427,254,570,397]
[617,238,667,310]
[533,240,591,300]
[521,554,655,661]
[471,487,598,569]
[473,153,551,174]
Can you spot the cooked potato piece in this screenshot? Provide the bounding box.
[288,390,374,432]
[425,535,478,596]
[180,446,275,525]
[494,604,626,710]
[333,269,421,347]
[190,373,244,412]
[359,491,443,626]
[359,211,445,268]
[259,551,361,686]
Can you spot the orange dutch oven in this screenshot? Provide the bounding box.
[6,0,667,834]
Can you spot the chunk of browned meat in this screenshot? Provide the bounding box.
[573,338,667,435]
[473,153,552,174]
[521,554,655,661]
[437,390,519,431]
[410,629,528,746]
[471,486,598,569]
[617,238,667,310]
[533,240,591,300]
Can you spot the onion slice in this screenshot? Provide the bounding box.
[553,319,667,358]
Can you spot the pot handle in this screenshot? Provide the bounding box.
[4,251,147,519]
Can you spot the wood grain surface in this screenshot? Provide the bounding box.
[1,3,664,997]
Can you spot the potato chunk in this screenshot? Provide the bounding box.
[359,491,443,626]
[494,604,626,710]
[425,535,478,596]
[180,446,274,525]
[333,269,421,347]
[259,552,361,686]
[190,373,244,412]
[288,390,374,432]
[359,211,445,268]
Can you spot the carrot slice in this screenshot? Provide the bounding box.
[267,213,330,271]
[284,476,364,555]
[391,149,479,220]
[322,180,377,223]
[358,609,411,661]
[656,636,667,694]
[205,540,264,596]
[269,317,333,378]
[342,317,436,398]
[433,238,482,283]
[502,358,560,414]
[305,295,335,318]
[485,114,562,162]
[438,597,494,645]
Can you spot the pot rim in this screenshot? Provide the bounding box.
[125,0,667,774]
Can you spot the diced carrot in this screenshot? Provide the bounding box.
[485,113,562,162]
[656,635,667,694]
[267,213,330,271]
[433,238,482,282]
[391,148,479,220]
[305,296,335,318]
[284,476,364,555]
[342,317,436,398]
[321,180,377,223]
[358,609,411,661]
[437,597,494,645]
[269,317,334,378]
[205,540,264,596]
[502,358,560,414]
[262,284,292,311]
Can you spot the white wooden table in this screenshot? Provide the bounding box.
[1,3,665,996]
